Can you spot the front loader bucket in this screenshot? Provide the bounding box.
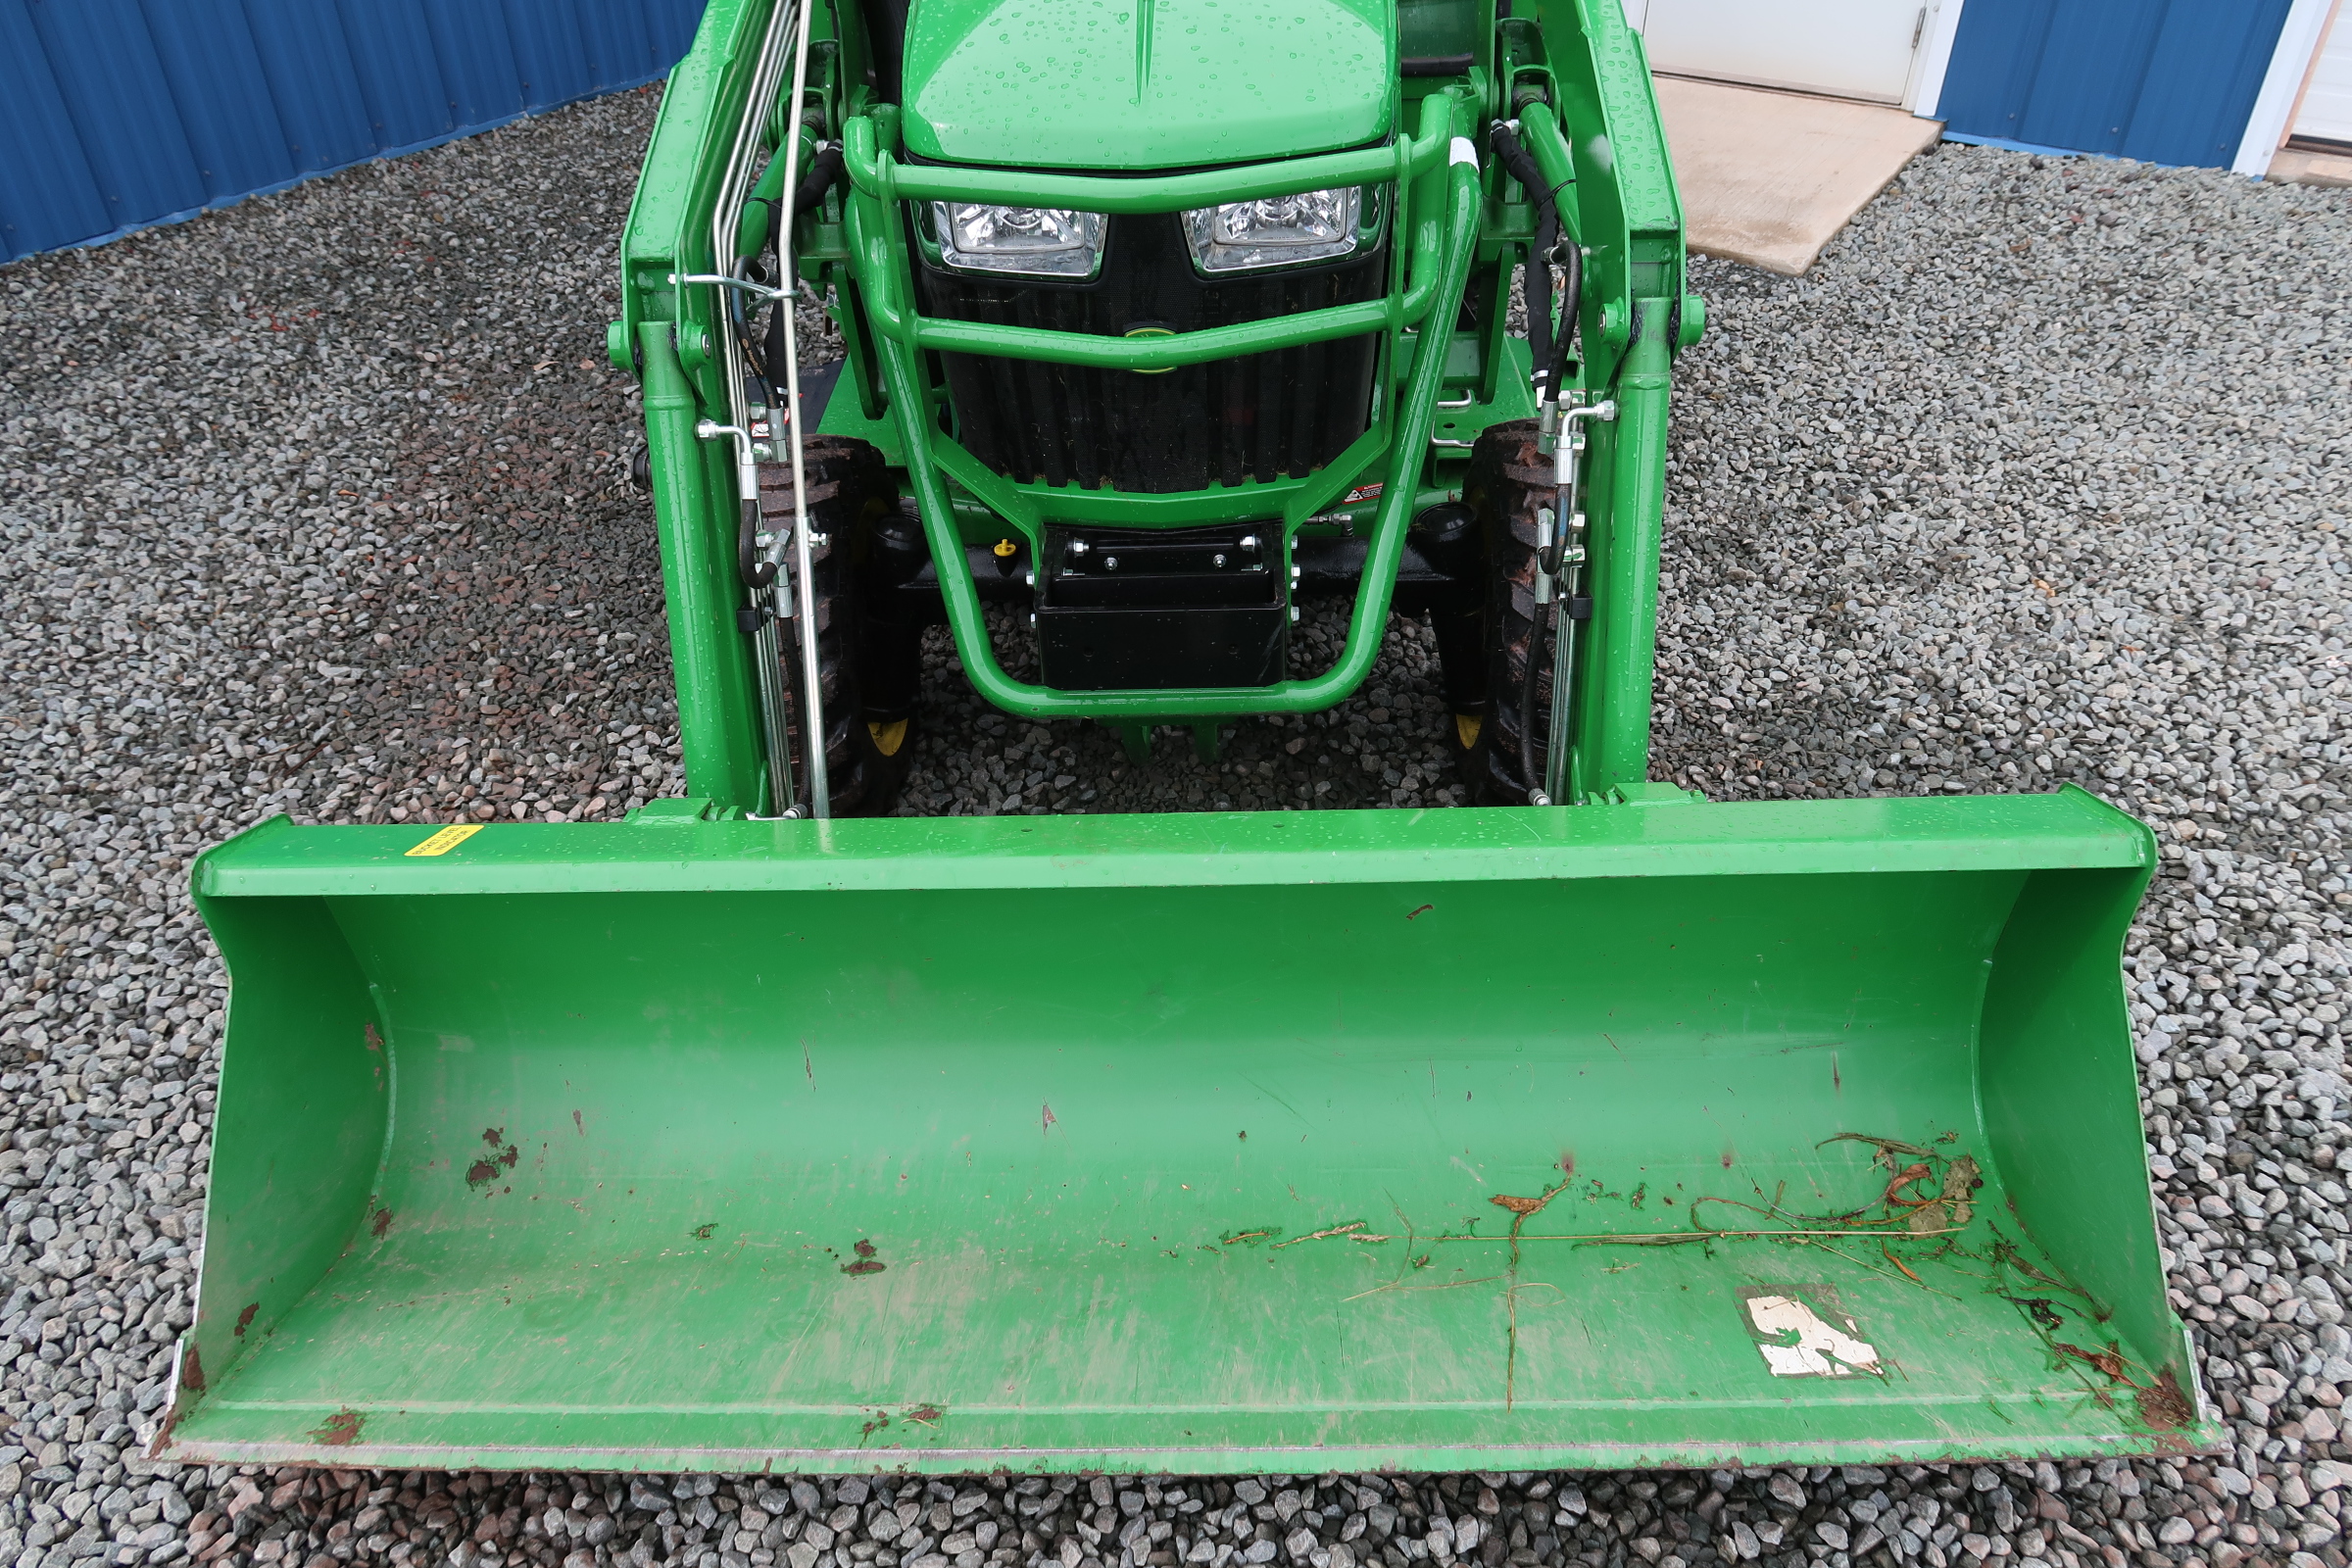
[164,787,2214,1473]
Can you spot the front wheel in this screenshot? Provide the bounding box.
[1456,420,1575,805]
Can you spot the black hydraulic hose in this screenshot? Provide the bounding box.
[1492,122,1585,408]
[1494,121,1583,798]
[761,286,791,409]
[739,509,775,589]
[1490,123,1554,401]
[1548,232,1582,396]
[793,143,844,217]
[753,131,839,437]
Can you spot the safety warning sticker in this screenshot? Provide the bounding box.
[405,823,484,858]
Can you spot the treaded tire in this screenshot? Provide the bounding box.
[1457,419,1559,806]
[756,436,911,816]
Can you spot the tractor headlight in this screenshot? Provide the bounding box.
[1182,186,1364,273]
[930,203,1106,279]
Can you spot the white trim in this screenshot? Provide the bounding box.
[2236,0,2340,174]
[1909,0,1967,118]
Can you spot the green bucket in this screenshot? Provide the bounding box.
[160,786,2213,1472]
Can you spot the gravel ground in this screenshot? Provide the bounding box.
[1,81,2350,1568]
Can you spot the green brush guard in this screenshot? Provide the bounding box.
[158,788,2213,1472]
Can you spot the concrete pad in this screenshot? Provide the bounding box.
[2269,147,2352,187]
[1654,75,1942,276]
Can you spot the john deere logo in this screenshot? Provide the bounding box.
[1124,323,1175,374]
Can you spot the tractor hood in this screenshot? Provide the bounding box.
[899,0,1396,171]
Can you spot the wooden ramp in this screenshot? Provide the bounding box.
[1656,75,1942,275]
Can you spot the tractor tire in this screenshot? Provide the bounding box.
[756,436,912,816]
[1456,419,1562,806]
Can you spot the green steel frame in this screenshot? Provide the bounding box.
[608,0,1700,812]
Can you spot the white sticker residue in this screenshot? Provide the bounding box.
[1746,1293,1883,1377]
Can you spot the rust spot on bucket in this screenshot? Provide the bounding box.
[572,1109,584,1135]
[842,1239,886,1276]
[310,1408,364,1446]
[1042,1102,1057,1134]
[467,1127,519,1190]
[364,1023,383,1054]
[1721,1147,1736,1169]
[692,1223,717,1240]
[370,1207,394,1240]
[179,1345,206,1393]
[233,1302,259,1338]
[1406,904,1433,920]
[2137,1367,2195,1435]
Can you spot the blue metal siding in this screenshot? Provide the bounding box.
[1940,0,2293,168]
[0,0,708,262]
[0,2,114,252]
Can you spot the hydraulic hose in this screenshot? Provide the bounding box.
[1548,230,1582,395]
[760,135,842,430]
[1493,122,1584,799]
[794,143,844,216]
[1490,122,1554,403]
[1490,122,1580,407]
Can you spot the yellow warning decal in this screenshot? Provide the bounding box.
[405,823,484,858]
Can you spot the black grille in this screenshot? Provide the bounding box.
[914,212,1386,494]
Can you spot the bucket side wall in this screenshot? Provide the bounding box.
[176,890,391,1425]
[1978,846,2190,1408]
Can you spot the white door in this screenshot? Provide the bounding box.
[1624,0,1932,106]
[2294,3,2352,144]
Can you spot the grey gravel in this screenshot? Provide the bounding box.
[0,81,2348,1568]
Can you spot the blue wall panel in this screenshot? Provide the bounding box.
[139,1,292,203]
[0,1,114,251]
[1940,0,2293,168]
[0,0,710,262]
[2126,1,2294,167]
[418,0,530,131]
[24,0,211,234]
[243,0,379,173]
[333,0,459,153]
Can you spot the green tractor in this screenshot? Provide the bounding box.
[162,0,2213,1473]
